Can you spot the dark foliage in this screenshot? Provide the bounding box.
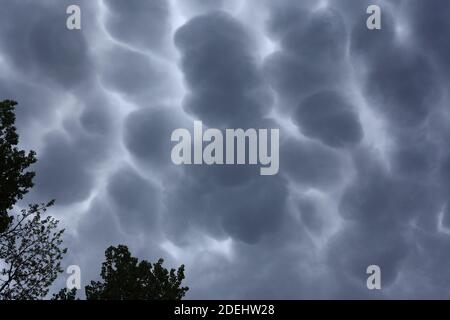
[0,100,36,233]
[85,245,189,300]
[0,100,66,299]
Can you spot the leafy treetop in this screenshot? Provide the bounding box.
[0,100,36,233]
[85,245,189,300]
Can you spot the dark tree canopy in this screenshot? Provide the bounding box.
[0,100,36,233]
[51,287,77,300]
[85,245,189,300]
[0,100,66,299]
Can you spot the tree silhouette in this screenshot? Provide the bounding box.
[0,201,66,299]
[84,245,189,300]
[0,100,36,233]
[0,100,66,299]
[51,287,77,300]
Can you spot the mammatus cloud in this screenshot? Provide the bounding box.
[293,91,363,148]
[1,0,450,299]
[174,11,273,128]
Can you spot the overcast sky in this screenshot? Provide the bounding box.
[1,0,450,299]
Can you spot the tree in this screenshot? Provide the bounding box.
[0,100,66,299]
[0,100,36,233]
[85,245,189,300]
[51,287,77,300]
[0,201,66,299]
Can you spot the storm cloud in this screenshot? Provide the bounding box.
[1,0,450,299]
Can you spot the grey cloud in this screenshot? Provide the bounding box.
[102,0,170,53]
[280,9,347,67]
[409,0,450,75]
[0,0,93,89]
[175,11,272,127]
[107,166,161,233]
[264,7,349,112]
[31,96,114,205]
[340,150,441,225]
[124,106,189,170]
[362,49,439,127]
[163,12,289,246]
[293,91,363,148]
[389,134,439,181]
[176,0,226,16]
[99,46,172,103]
[281,137,345,190]
[264,51,343,110]
[28,16,92,88]
[327,221,409,296]
[439,157,450,194]
[265,1,309,39]
[79,101,113,136]
[349,3,397,62]
[333,146,444,297]
[162,173,288,245]
[2,0,450,300]
[0,76,57,128]
[33,133,96,205]
[348,3,441,128]
[398,232,450,299]
[218,175,288,244]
